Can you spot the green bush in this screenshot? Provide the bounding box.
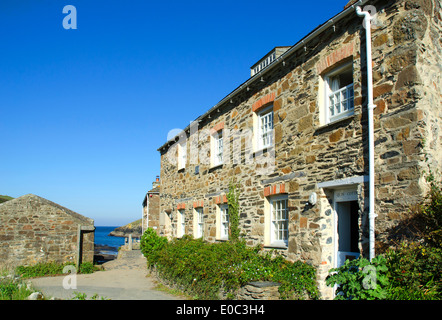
[0,278,34,300]
[140,227,168,267]
[140,229,319,300]
[326,256,389,300]
[385,242,441,300]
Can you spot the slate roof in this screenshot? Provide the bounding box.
[0,193,94,225]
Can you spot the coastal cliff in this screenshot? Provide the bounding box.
[108,219,142,238]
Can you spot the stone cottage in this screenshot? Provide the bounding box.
[0,194,95,269]
[156,0,441,299]
[142,177,160,235]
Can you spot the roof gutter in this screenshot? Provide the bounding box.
[158,0,369,152]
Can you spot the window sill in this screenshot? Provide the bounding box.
[209,163,223,172]
[317,113,355,131]
[264,243,288,250]
[252,146,274,157]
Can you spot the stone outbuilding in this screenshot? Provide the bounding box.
[0,194,95,269]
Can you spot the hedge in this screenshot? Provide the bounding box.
[140,229,319,300]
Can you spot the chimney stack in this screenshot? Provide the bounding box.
[152,175,160,189]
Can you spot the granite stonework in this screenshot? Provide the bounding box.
[156,0,442,299]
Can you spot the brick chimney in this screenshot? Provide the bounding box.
[152,176,160,189]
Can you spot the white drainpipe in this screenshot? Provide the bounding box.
[356,6,377,261]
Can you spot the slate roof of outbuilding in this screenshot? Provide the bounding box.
[0,193,94,225]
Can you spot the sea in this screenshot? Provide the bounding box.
[94,226,126,255]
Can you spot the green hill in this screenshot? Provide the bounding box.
[109,219,142,237]
[0,195,14,204]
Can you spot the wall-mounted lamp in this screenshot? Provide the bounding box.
[309,192,317,206]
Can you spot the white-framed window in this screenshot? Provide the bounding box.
[257,106,273,150]
[177,209,185,238]
[324,63,354,123]
[194,208,204,239]
[219,204,229,240]
[270,195,288,246]
[212,130,223,167]
[177,141,186,170]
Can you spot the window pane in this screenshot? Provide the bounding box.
[271,198,288,242]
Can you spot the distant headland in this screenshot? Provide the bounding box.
[108,219,142,238]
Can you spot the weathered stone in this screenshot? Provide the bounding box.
[396,66,421,89]
[393,10,428,44]
[0,194,94,269]
[373,33,389,47]
[329,128,344,143]
[27,292,44,300]
[402,139,422,155]
[373,83,394,99]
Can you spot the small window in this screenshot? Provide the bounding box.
[178,142,187,170]
[324,63,354,123]
[177,209,185,238]
[212,130,223,167]
[270,195,288,246]
[257,106,274,150]
[194,208,204,239]
[219,204,229,240]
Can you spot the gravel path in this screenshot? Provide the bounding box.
[30,250,184,300]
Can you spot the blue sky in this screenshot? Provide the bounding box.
[0,0,350,226]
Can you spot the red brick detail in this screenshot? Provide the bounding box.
[263,183,288,197]
[177,203,186,210]
[316,42,354,75]
[252,92,276,113]
[211,122,225,133]
[215,195,228,205]
[193,200,204,208]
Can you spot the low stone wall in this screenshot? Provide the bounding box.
[234,281,280,300]
[148,266,281,300]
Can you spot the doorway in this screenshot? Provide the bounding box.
[333,188,360,268]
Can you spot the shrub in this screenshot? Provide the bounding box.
[0,278,34,300]
[140,227,168,267]
[140,229,319,300]
[326,255,389,300]
[385,242,441,300]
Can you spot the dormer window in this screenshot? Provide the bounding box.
[250,47,290,77]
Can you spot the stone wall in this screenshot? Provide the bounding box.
[231,282,280,300]
[0,194,94,269]
[143,190,160,234]
[148,265,281,300]
[157,0,441,299]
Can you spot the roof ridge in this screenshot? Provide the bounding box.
[0,193,93,225]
